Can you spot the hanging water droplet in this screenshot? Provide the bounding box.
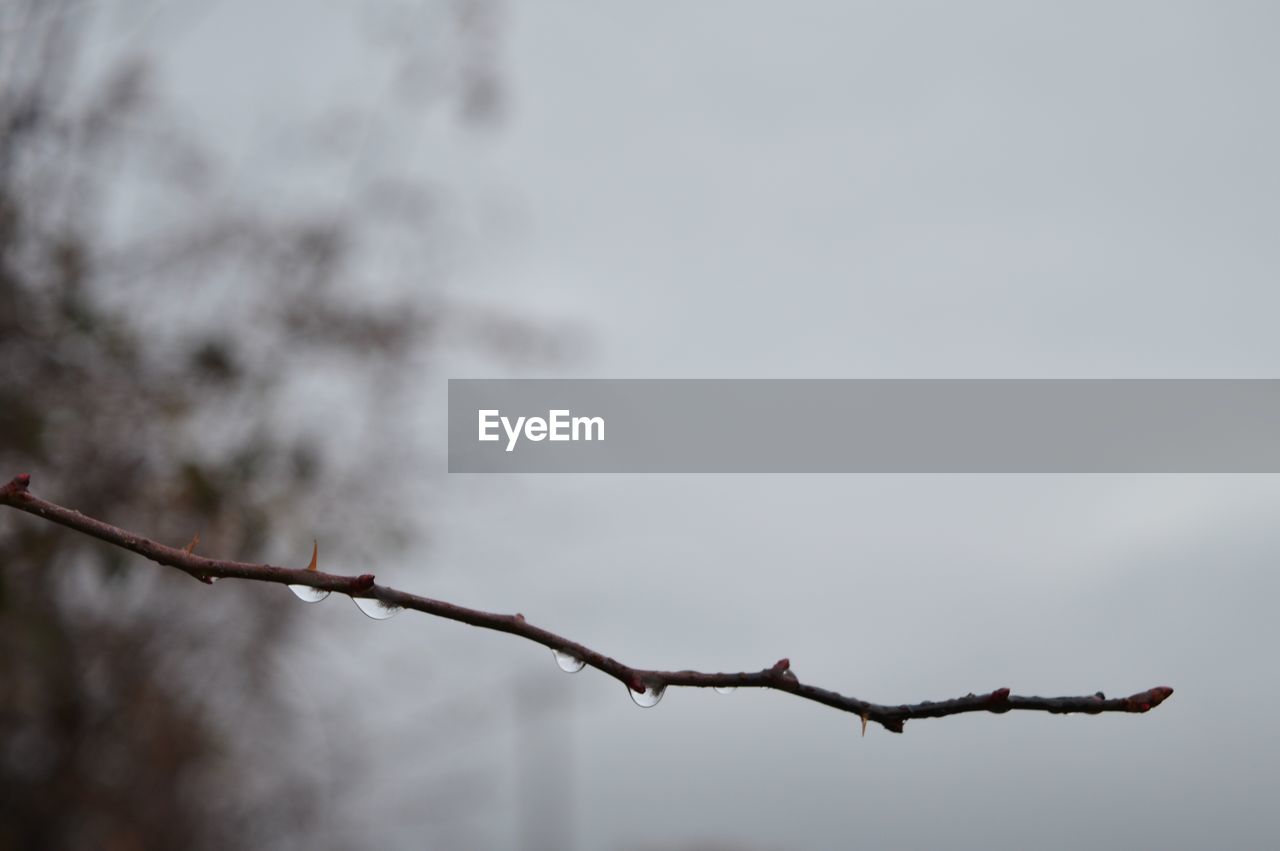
[714,685,736,694]
[552,649,585,673]
[353,597,401,620]
[289,584,329,603]
[628,682,665,708]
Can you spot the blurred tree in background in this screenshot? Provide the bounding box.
[0,1,528,847]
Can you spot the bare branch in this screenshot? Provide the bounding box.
[0,473,1173,734]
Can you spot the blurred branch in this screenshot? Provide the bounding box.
[1,473,1174,734]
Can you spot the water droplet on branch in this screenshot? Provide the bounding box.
[552,649,586,673]
[353,597,401,620]
[628,683,665,708]
[714,685,736,694]
[289,584,329,603]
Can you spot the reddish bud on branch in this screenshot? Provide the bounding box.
[1124,686,1174,713]
[0,473,31,498]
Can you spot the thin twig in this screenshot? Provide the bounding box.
[0,473,1173,733]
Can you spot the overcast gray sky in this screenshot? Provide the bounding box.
[107,1,1280,848]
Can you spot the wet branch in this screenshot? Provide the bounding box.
[0,473,1173,733]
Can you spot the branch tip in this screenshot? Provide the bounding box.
[1124,686,1174,713]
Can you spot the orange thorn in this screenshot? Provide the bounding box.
[183,532,200,554]
[306,540,318,571]
[861,713,869,737]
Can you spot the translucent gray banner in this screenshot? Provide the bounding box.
[447,379,1280,473]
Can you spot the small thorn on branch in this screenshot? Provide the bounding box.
[183,532,200,554]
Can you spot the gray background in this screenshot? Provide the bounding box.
[111,2,1280,848]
